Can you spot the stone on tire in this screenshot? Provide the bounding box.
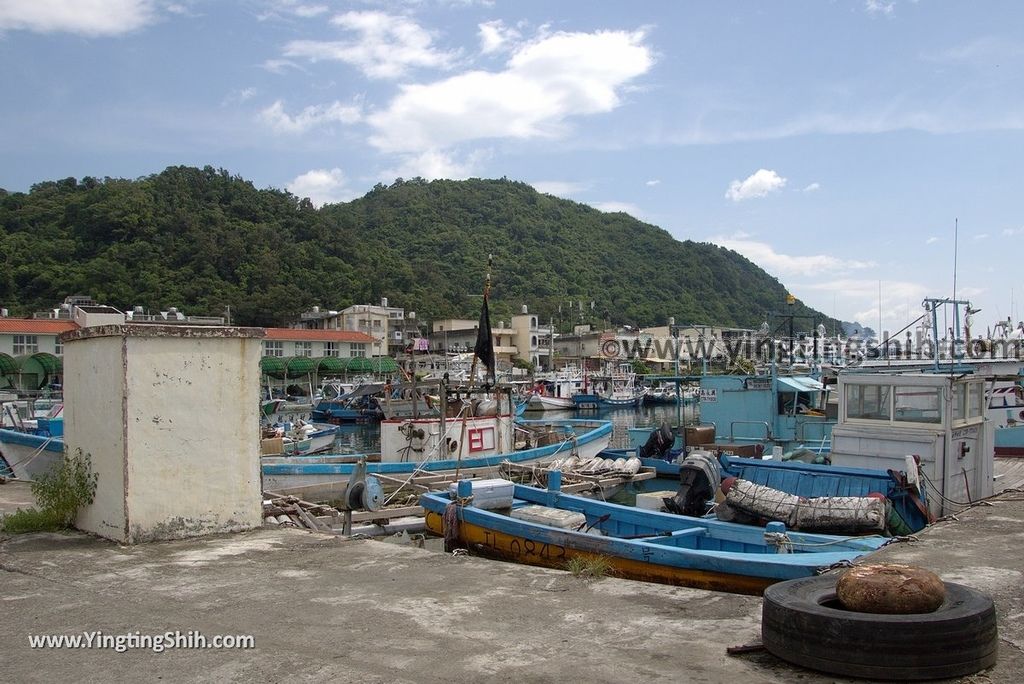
[761,575,997,680]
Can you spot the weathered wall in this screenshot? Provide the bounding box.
[63,325,264,543]
[64,335,127,539]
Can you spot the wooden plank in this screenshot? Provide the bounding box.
[350,506,424,522]
[293,503,324,532]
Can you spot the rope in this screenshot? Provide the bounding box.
[443,495,472,552]
[764,531,793,553]
[382,403,471,505]
[0,436,54,474]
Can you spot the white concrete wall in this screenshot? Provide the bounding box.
[65,326,264,543]
[65,334,128,539]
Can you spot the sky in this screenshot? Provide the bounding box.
[1,0,1022,334]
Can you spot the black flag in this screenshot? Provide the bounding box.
[474,295,496,383]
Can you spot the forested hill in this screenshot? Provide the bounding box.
[0,166,834,330]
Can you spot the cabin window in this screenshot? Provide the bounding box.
[324,342,338,357]
[894,386,942,424]
[295,341,312,357]
[951,383,967,422]
[845,384,891,420]
[13,335,38,355]
[968,382,984,418]
[467,426,495,452]
[262,340,283,357]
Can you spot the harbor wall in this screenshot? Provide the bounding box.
[63,325,264,543]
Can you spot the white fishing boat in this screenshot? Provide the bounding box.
[262,386,613,498]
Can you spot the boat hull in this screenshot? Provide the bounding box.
[421,483,885,595]
[0,429,63,480]
[261,419,613,495]
[995,424,1024,457]
[423,509,773,594]
[526,395,575,411]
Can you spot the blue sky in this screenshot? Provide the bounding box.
[2,1,1022,333]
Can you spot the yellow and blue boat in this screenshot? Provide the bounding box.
[421,476,887,595]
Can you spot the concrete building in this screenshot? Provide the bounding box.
[0,301,377,392]
[429,318,519,367]
[260,328,377,358]
[510,306,552,370]
[293,297,420,358]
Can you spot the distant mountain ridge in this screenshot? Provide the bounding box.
[0,166,836,331]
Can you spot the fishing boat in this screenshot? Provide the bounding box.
[594,363,647,408]
[421,478,887,594]
[0,401,64,480]
[632,450,931,534]
[261,420,341,456]
[263,417,611,495]
[526,366,588,411]
[263,381,613,497]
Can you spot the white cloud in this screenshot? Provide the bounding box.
[294,4,327,18]
[0,0,156,36]
[974,233,989,240]
[802,182,820,192]
[531,181,588,197]
[367,29,653,154]
[725,169,787,202]
[478,20,519,54]
[1003,227,1024,237]
[379,149,491,182]
[259,99,361,134]
[589,201,644,217]
[805,279,928,330]
[646,179,661,186]
[222,87,257,106]
[712,233,876,278]
[925,236,941,244]
[283,11,457,79]
[261,59,303,75]
[287,168,356,207]
[865,1,894,16]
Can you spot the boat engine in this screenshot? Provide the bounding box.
[663,451,721,517]
[639,423,674,460]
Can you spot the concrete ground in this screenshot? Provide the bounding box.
[1,482,1022,683]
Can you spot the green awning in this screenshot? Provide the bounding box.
[0,353,16,377]
[260,355,318,379]
[370,356,399,373]
[14,353,62,390]
[345,357,373,373]
[31,352,62,375]
[315,356,347,374]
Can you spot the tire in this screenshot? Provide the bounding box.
[762,575,998,680]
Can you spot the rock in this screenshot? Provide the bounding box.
[836,564,946,614]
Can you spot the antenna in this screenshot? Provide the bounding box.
[878,280,882,341]
[952,217,959,302]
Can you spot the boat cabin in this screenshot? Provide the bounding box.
[696,374,834,454]
[830,372,993,516]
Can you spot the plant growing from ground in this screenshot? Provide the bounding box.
[565,554,614,581]
[1,449,98,534]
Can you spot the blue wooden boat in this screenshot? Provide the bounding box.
[630,451,931,533]
[421,478,887,594]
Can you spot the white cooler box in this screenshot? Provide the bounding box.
[449,478,515,510]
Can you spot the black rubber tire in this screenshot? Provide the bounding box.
[762,575,998,680]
